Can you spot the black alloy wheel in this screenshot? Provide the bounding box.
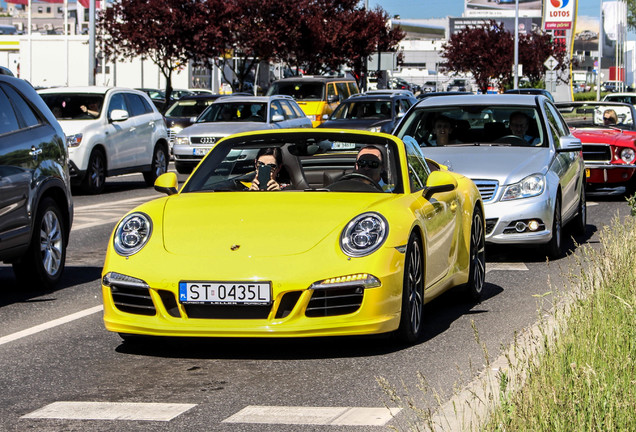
[82,149,106,194]
[572,183,587,236]
[464,208,486,301]
[144,144,169,186]
[396,232,424,344]
[546,198,562,259]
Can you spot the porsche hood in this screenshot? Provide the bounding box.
[159,193,394,257]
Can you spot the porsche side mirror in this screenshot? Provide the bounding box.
[154,172,178,195]
[422,170,457,200]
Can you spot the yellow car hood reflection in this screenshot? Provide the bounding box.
[162,192,395,257]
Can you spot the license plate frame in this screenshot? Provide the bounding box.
[179,281,272,305]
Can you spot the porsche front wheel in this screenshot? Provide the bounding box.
[396,232,424,344]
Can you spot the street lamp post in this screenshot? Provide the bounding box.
[514,0,519,89]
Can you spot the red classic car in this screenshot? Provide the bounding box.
[556,101,636,195]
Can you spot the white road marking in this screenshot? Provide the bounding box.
[587,201,598,207]
[22,402,196,421]
[72,196,155,231]
[486,262,528,273]
[222,405,401,426]
[0,305,103,346]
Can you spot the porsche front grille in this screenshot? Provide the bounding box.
[111,285,156,316]
[306,287,364,317]
[582,144,612,162]
[473,180,499,202]
[183,305,271,319]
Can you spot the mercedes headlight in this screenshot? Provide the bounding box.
[620,147,636,163]
[66,133,83,147]
[175,136,191,146]
[113,212,152,256]
[340,212,388,257]
[501,174,545,201]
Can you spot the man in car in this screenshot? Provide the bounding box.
[509,111,540,145]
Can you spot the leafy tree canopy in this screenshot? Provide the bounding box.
[441,20,568,94]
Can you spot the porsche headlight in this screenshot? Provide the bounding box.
[501,174,545,201]
[113,212,152,256]
[175,136,191,146]
[66,133,83,147]
[340,212,388,257]
[620,147,636,163]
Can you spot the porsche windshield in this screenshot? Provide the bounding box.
[182,133,404,194]
[395,105,547,147]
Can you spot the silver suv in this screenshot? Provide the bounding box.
[172,95,312,174]
[38,87,170,194]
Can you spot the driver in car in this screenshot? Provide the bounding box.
[354,146,387,189]
[509,111,540,145]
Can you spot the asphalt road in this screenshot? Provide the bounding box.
[0,167,631,431]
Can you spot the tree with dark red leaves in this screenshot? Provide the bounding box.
[442,21,569,94]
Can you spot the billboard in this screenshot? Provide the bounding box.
[544,0,575,30]
[464,0,543,18]
[450,17,543,35]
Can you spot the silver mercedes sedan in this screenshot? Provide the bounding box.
[393,94,586,258]
[172,95,312,174]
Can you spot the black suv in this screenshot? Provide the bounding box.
[318,91,417,133]
[0,75,73,288]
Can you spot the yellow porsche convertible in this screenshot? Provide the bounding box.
[102,129,485,344]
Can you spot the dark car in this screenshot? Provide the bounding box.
[505,88,555,102]
[136,88,194,113]
[0,75,73,288]
[417,91,472,100]
[164,94,226,153]
[317,91,417,133]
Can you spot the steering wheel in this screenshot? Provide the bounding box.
[494,134,528,146]
[336,172,383,192]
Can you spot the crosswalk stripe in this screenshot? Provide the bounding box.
[486,262,528,273]
[22,402,196,422]
[222,405,401,426]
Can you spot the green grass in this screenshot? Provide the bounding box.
[377,203,636,431]
[487,215,636,431]
[573,91,609,101]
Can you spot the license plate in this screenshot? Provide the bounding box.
[193,148,209,156]
[179,281,271,305]
[585,168,590,178]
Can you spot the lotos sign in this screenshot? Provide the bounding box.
[544,0,575,30]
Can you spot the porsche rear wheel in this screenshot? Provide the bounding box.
[463,208,486,301]
[396,232,424,344]
[546,198,562,259]
[572,182,587,236]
